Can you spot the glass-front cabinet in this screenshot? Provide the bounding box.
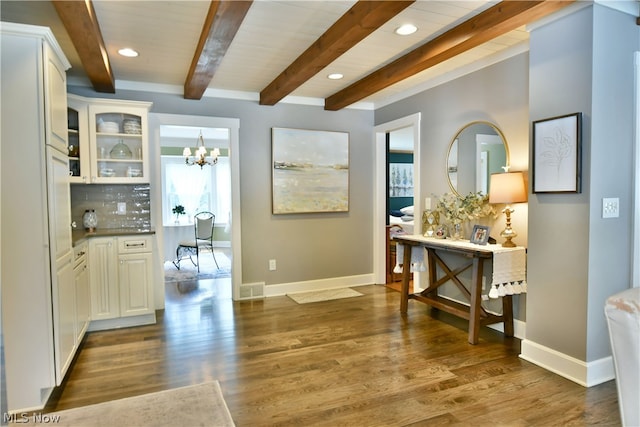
[67,94,152,184]
[67,95,90,183]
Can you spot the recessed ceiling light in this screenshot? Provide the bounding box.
[327,73,343,80]
[118,48,139,58]
[395,24,417,36]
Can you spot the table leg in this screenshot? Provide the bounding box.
[468,257,484,345]
[426,248,438,298]
[502,295,514,337]
[400,243,412,313]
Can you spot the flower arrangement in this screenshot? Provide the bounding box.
[435,192,495,224]
[172,204,185,221]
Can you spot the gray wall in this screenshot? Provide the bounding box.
[375,53,530,320]
[68,86,374,287]
[528,4,638,362]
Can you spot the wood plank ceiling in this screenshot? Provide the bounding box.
[6,1,577,110]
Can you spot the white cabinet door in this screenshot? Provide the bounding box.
[89,237,119,320]
[46,147,73,262]
[88,101,151,183]
[118,252,153,317]
[52,257,75,385]
[44,41,69,153]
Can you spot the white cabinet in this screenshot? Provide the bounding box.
[118,237,154,317]
[89,235,155,330]
[67,95,91,183]
[1,23,72,412]
[66,95,152,183]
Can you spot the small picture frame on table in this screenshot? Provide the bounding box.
[470,225,490,245]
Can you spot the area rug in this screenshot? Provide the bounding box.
[287,288,364,304]
[164,251,231,283]
[24,381,234,426]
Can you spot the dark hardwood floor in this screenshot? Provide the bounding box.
[45,276,620,426]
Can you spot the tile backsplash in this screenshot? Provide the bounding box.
[71,184,151,230]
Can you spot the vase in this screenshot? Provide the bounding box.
[451,221,463,240]
[422,209,440,237]
[110,139,132,159]
[83,209,97,232]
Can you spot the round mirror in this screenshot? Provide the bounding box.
[446,121,510,196]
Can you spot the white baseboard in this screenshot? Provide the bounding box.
[263,274,374,297]
[520,339,615,387]
[88,313,157,332]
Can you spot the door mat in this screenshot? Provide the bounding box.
[287,288,364,304]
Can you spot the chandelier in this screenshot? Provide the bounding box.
[183,131,220,168]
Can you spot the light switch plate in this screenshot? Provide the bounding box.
[117,202,127,215]
[602,198,619,218]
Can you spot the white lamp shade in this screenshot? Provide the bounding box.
[182,147,191,157]
[489,171,527,204]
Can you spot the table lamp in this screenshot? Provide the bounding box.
[489,171,527,247]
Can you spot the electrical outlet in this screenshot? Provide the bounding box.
[602,197,619,219]
[117,202,127,215]
[269,259,277,271]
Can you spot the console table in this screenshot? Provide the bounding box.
[394,235,526,345]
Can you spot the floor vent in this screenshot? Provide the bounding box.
[239,282,265,300]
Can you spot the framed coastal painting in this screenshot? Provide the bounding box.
[532,112,582,193]
[272,127,349,214]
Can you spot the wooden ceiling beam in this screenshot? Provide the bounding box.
[325,0,575,111]
[52,0,115,93]
[259,0,414,106]
[184,0,252,100]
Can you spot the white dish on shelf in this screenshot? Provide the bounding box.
[127,167,142,177]
[123,119,141,134]
[99,168,115,177]
[98,121,119,133]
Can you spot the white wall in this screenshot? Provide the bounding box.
[524,3,638,386]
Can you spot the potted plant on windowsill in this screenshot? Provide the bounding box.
[172,205,185,224]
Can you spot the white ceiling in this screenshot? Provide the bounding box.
[0,1,561,108]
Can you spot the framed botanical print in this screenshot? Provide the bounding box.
[532,112,582,193]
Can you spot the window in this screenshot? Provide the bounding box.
[162,156,230,226]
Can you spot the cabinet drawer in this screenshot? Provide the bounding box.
[118,235,152,253]
[74,242,88,268]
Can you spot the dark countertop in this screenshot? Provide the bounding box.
[72,228,155,246]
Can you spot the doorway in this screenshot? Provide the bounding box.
[373,113,421,289]
[159,125,232,302]
[149,113,242,309]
